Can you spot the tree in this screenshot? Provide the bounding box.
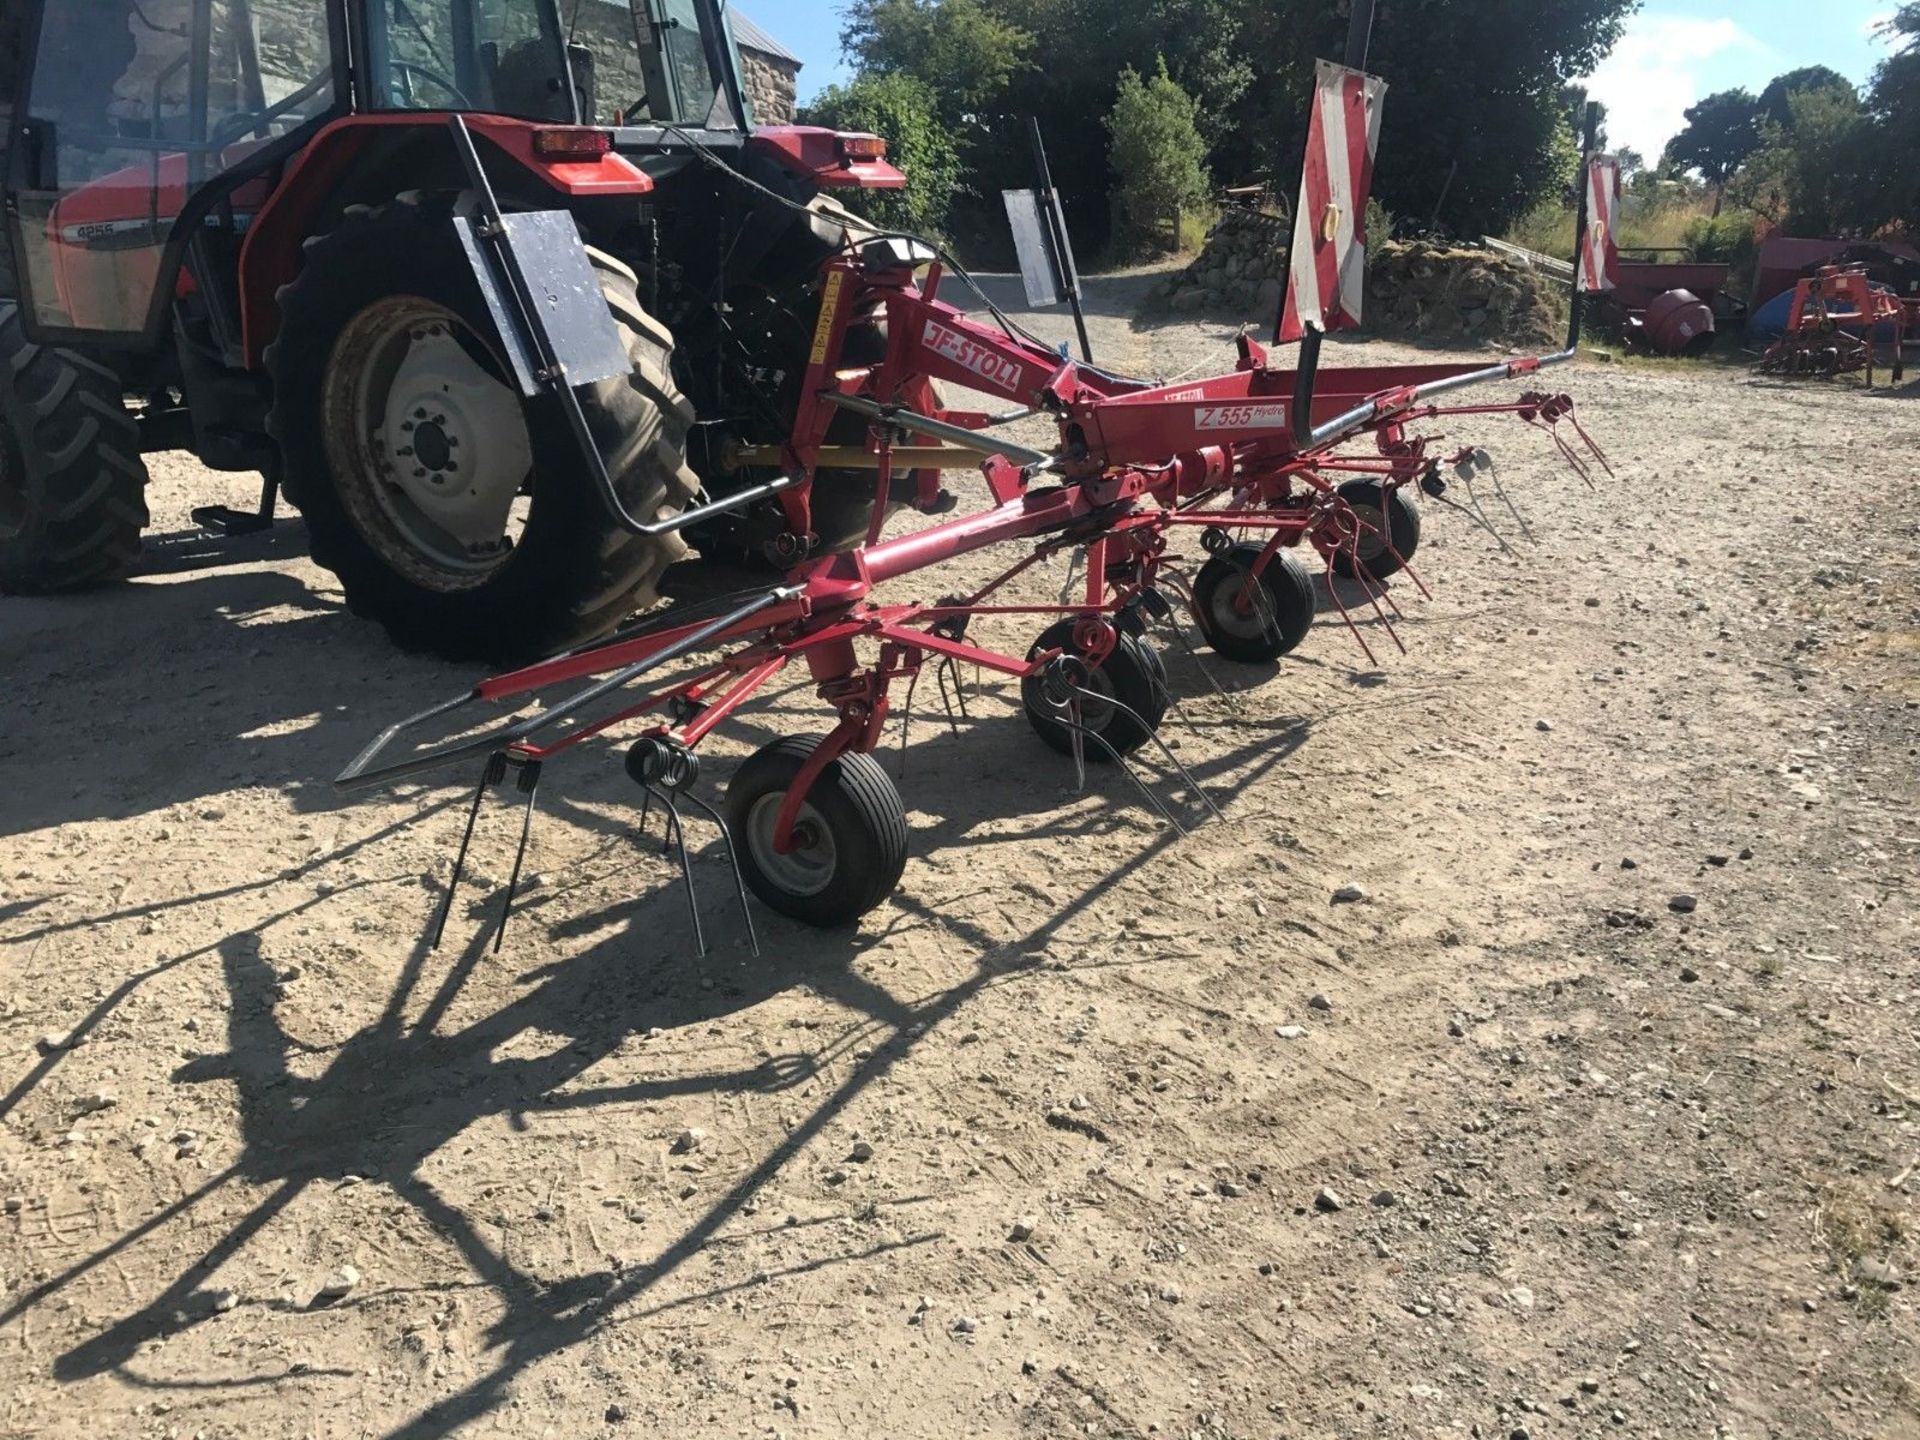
[840,0,1034,128]
[1757,66,1856,128]
[802,73,966,238]
[1865,3,1920,228]
[1106,58,1212,248]
[1727,83,1874,233]
[1661,87,1761,208]
[1327,0,1637,235]
[833,0,1638,253]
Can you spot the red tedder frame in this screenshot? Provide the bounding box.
[339,31,1615,940]
[340,235,1606,816]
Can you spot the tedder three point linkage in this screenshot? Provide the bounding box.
[339,24,1613,947]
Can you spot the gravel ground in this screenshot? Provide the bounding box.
[1,272,1917,1440]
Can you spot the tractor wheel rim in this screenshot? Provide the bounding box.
[746,794,837,898]
[330,298,533,588]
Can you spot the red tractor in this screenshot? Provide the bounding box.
[0,0,907,660]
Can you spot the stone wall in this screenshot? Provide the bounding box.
[741,49,798,125]
[1151,211,1565,350]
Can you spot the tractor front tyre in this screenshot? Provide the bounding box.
[0,305,149,594]
[267,197,698,664]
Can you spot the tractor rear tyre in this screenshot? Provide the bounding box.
[267,196,698,663]
[726,736,909,927]
[1331,480,1420,583]
[0,304,149,594]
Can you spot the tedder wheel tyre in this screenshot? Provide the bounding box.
[726,736,909,927]
[1192,544,1317,663]
[1332,479,1421,583]
[1021,619,1168,762]
[0,304,149,593]
[267,195,698,664]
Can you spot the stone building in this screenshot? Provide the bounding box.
[731,11,802,125]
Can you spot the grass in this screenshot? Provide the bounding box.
[1816,1181,1910,1318]
[1503,190,1758,278]
[1092,200,1225,271]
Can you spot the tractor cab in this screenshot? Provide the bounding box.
[4,0,750,338]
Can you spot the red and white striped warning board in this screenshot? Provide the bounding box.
[1578,155,1622,293]
[1278,59,1388,342]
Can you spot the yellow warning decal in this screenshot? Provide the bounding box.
[809,271,846,366]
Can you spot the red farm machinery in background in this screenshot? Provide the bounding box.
[1757,264,1909,382]
[1577,154,1732,357]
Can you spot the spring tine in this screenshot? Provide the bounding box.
[1067,698,1088,795]
[491,762,542,955]
[1568,413,1614,477]
[1483,458,1536,545]
[1072,683,1224,823]
[1054,707,1188,835]
[1461,473,1521,555]
[934,656,966,735]
[1348,543,1407,657]
[680,788,761,960]
[1242,565,1285,649]
[1538,420,1595,490]
[1161,611,1237,708]
[1058,547,1084,606]
[1143,650,1203,739]
[896,667,921,783]
[658,791,707,958]
[1360,504,1433,601]
[1431,488,1516,556]
[431,754,500,951]
[1153,571,1240,711]
[1322,548,1379,667]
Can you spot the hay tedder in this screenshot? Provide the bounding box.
[1757,264,1909,384]
[336,17,1616,943]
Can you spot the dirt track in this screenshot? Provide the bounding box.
[2,277,1918,1439]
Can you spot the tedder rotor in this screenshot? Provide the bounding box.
[337,25,1616,945]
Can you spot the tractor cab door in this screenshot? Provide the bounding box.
[4,0,341,342]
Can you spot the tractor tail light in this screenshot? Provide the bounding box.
[531,127,614,159]
[836,133,888,163]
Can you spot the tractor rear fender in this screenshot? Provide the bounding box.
[237,114,651,367]
[748,128,908,191]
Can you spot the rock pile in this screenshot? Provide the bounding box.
[1153,215,1565,351]
[1156,210,1289,317]
[1369,241,1564,350]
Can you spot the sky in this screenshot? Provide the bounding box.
[742,0,1903,162]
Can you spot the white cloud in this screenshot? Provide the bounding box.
[1581,14,1768,162]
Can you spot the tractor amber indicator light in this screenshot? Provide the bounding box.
[531,128,614,158]
[836,134,888,163]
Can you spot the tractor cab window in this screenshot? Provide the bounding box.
[629,0,732,128]
[368,0,737,127]
[7,0,337,334]
[373,0,567,118]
